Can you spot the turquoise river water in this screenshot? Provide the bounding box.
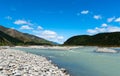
[14,47,120,76]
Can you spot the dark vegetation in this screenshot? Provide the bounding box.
[1,25,120,46]
[0,31,23,45]
[0,25,54,46]
[64,32,120,46]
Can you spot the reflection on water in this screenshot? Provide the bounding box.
[14,47,120,76]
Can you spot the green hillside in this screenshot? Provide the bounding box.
[0,31,23,45]
[0,25,54,46]
[64,32,120,46]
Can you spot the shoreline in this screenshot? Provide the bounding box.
[1,45,120,50]
[0,48,70,76]
[13,46,83,50]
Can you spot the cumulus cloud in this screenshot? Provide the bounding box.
[41,30,57,39]
[87,29,98,34]
[115,17,120,22]
[107,16,115,23]
[14,20,32,25]
[35,30,64,43]
[20,25,33,30]
[37,26,43,30]
[101,23,108,27]
[14,19,40,30]
[87,27,106,34]
[81,10,89,14]
[14,20,28,25]
[5,16,12,20]
[14,19,64,43]
[57,36,64,40]
[87,24,120,34]
[107,26,120,32]
[93,15,102,20]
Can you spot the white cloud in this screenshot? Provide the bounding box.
[37,26,43,30]
[115,17,120,22]
[41,30,57,39]
[5,16,12,20]
[101,23,108,27]
[87,29,98,34]
[57,36,64,40]
[20,25,33,30]
[14,19,64,43]
[35,30,64,43]
[87,27,106,34]
[14,20,32,25]
[14,20,28,25]
[107,26,120,32]
[81,10,89,14]
[14,19,35,30]
[93,15,102,20]
[107,16,115,23]
[87,24,120,34]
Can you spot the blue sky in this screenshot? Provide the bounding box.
[0,0,120,43]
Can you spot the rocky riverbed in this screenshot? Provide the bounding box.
[95,48,117,53]
[0,49,70,76]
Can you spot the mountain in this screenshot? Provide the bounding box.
[0,31,23,45]
[64,32,120,46]
[0,25,54,45]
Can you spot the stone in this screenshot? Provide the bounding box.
[14,72,21,76]
[0,49,70,76]
[0,66,3,70]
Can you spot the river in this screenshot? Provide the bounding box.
[14,47,120,76]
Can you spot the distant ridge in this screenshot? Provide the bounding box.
[0,25,54,46]
[64,32,120,46]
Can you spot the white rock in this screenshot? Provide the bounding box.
[0,66,3,70]
[14,72,21,76]
[96,48,117,53]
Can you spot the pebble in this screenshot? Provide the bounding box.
[0,66,3,70]
[0,49,70,76]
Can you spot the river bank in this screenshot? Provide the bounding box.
[0,48,70,76]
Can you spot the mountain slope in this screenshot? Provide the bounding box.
[64,35,91,45]
[0,31,23,45]
[64,32,120,46]
[0,25,53,45]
